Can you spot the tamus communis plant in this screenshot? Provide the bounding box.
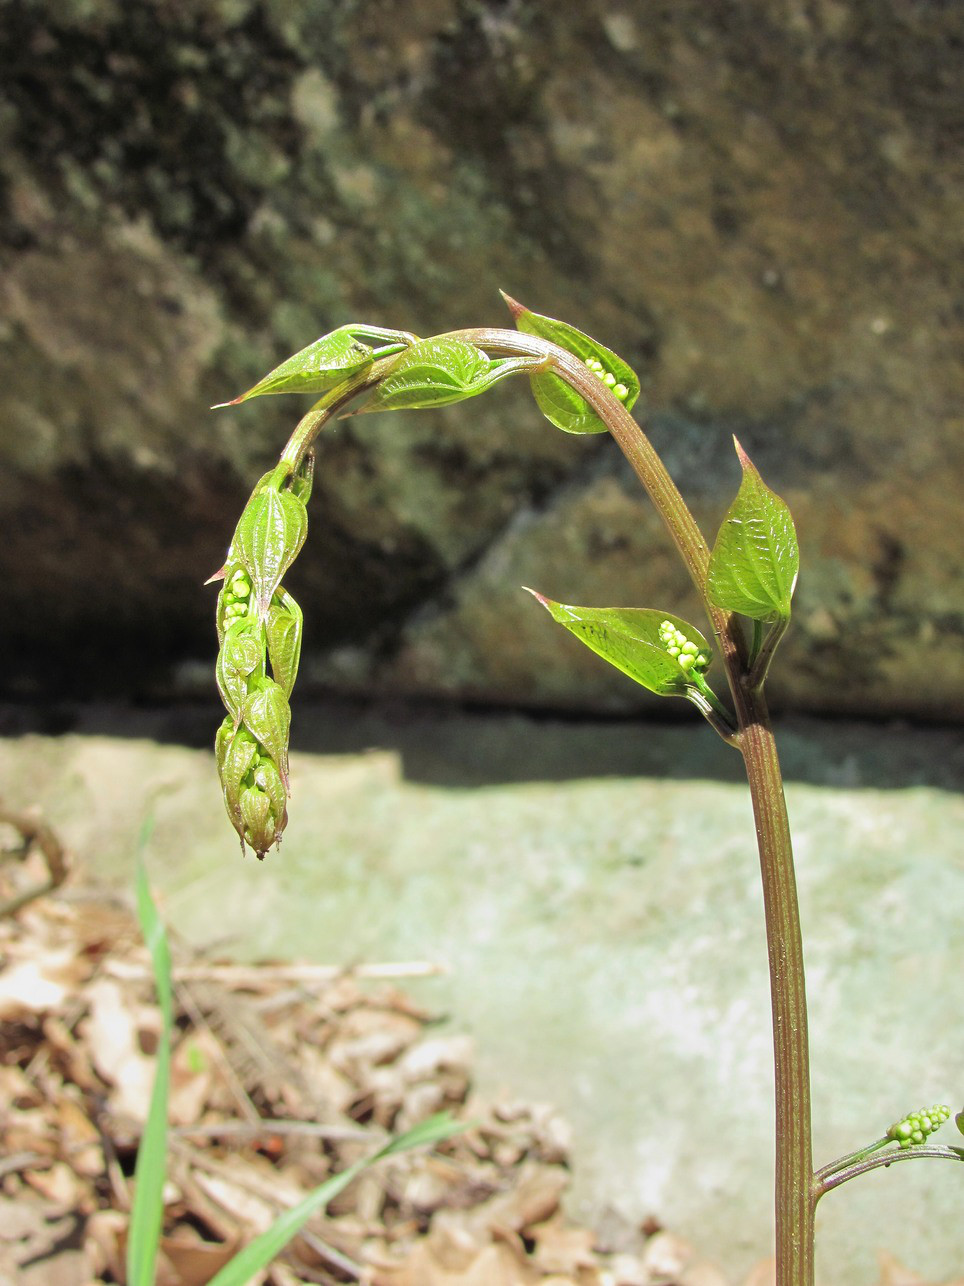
[210,297,963,1283]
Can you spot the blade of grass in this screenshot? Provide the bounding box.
[127,815,174,1286]
[206,1112,466,1286]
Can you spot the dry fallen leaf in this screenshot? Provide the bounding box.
[1,878,718,1286]
[79,976,158,1121]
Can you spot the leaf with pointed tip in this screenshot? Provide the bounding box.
[253,756,287,831]
[706,441,799,621]
[240,784,280,858]
[266,591,303,698]
[527,592,712,698]
[217,725,260,836]
[216,622,264,723]
[506,296,640,434]
[353,338,538,412]
[214,325,414,405]
[216,646,248,725]
[241,678,292,791]
[234,482,308,619]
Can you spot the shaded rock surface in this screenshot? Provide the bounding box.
[0,1,961,714]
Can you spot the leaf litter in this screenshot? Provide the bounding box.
[1,814,958,1286]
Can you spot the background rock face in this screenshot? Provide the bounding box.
[1,0,960,715]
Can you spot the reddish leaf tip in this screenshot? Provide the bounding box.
[204,566,227,586]
[522,585,550,607]
[732,436,754,471]
[499,290,526,320]
[211,394,245,409]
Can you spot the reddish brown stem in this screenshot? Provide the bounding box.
[445,325,815,1285]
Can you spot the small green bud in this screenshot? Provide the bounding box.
[603,371,617,387]
[613,382,629,400]
[886,1105,950,1149]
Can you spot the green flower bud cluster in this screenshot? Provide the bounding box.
[886,1105,951,1149]
[658,619,712,675]
[211,457,311,859]
[584,355,630,401]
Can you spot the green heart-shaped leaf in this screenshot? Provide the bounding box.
[216,622,265,724]
[506,295,640,434]
[215,325,416,405]
[241,678,292,791]
[239,784,280,858]
[354,338,538,412]
[527,592,712,697]
[234,480,308,619]
[706,440,799,621]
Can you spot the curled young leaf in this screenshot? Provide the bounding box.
[505,294,641,434]
[239,784,281,859]
[253,755,288,830]
[216,621,265,724]
[266,591,303,698]
[213,324,415,405]
[352,337,540,413]
[216,724,260,837]
[527,592,713,699]
[706,440,799,621]
[241,678,292,792]
[222,621,264,678]
[234,481,308,620]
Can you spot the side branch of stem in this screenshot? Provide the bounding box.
[816,1144,964,1198]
